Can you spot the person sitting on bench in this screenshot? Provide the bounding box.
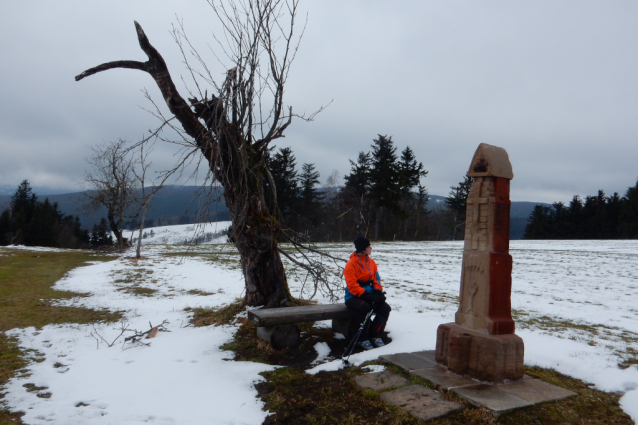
[343,236,391,350]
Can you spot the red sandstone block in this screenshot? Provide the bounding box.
[435,323,524,383]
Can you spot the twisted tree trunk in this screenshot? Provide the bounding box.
[76,20,293,307]
[224,155,292,307]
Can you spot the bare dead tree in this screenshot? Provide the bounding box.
[131,141,174,258]
[76,0,327,308]
[82,139,138,248]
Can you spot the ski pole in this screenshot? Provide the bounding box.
[341,302,375,366]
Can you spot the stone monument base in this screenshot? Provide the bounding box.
[435,322,524,383]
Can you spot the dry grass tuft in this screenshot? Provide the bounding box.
[187,298,245,327]
[186,289,216,296]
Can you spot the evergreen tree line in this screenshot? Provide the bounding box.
[524,180,638,239]
[264,134,461,242]
[2,135,473,248]
[0,180,113,249]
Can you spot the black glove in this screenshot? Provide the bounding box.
[360,291,383,305]
[372,289,387,303]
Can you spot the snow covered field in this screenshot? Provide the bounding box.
[1,231,637,424]
[128,221,232,245]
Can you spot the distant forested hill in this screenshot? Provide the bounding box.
[0,185,228,228]
[426,195,544,239]
[0,188,541,238]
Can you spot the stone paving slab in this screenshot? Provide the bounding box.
[354,371,410,391]
[379,352,437,371]
[380,350,577,415]
[380,385,464,422]
[452,378,576,413]
[412,350,437,364]
[452,384,531,412]
[411,366,478,390]
[496,378,576,404]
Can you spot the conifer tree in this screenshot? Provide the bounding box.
[293,163,323,238]
[583,190,607,239]
[10,180,38,244]
[566,195,584,237]
[398,146,427,197]
[445,174,473,240]
[523,205,554,239]
[397,146,428,239]
[0,209,10,245]
[29,199,60,247]
[299,163,322,215]
[338,138,430,241]
[343,152,371,199]
[266,147,300,217]
[369,135,402,239]
[551,202,568,239]
[412,184,430,240]
[89,218,114,248]
[342,151,373,237]
[620,179,638,237]
[523,182,638,240]
[369,135,401,211]
[1,181,90,248]
[605,192,622,239]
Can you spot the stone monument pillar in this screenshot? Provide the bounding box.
[435,143,524,383]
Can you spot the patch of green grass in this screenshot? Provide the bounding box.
[110,268,159,297]
[361,388,379,400]
[0,336,25,393]
[218,319,333,367]
[219,318,273,364]
[185,289,216,296]
[223,320,634,424]
[115,286,157,297]
[22,383,50,399]
[191,299,631,424]
[377,363,633,425]
[186,300,245,327]
[617,347,638,370]
[215,313,630,423]
[190,300,352,369]
[112,269,147,284]
[496,366,632,425]
[0,408,24,424]
[0,249,122,332]
[0,248,123,423]
[258,366,422,425]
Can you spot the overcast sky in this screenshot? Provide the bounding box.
[1,1,637,203]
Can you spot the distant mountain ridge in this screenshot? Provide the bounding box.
[0,186,229,228]
[0,186,548,239]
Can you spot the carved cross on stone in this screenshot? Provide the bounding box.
[435,143,524,383]
[455,144,514,335]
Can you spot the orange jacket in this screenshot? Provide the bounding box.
[344,252,383,298]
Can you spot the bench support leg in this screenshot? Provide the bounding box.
[257,325,300,350]
[332,317,358,340]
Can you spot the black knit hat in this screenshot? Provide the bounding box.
[354,236,370,252]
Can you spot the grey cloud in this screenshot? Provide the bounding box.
[1,0,637,205]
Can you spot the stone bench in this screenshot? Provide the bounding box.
[247,304,358,349]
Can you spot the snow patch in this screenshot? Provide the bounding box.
[2,238,638,422]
